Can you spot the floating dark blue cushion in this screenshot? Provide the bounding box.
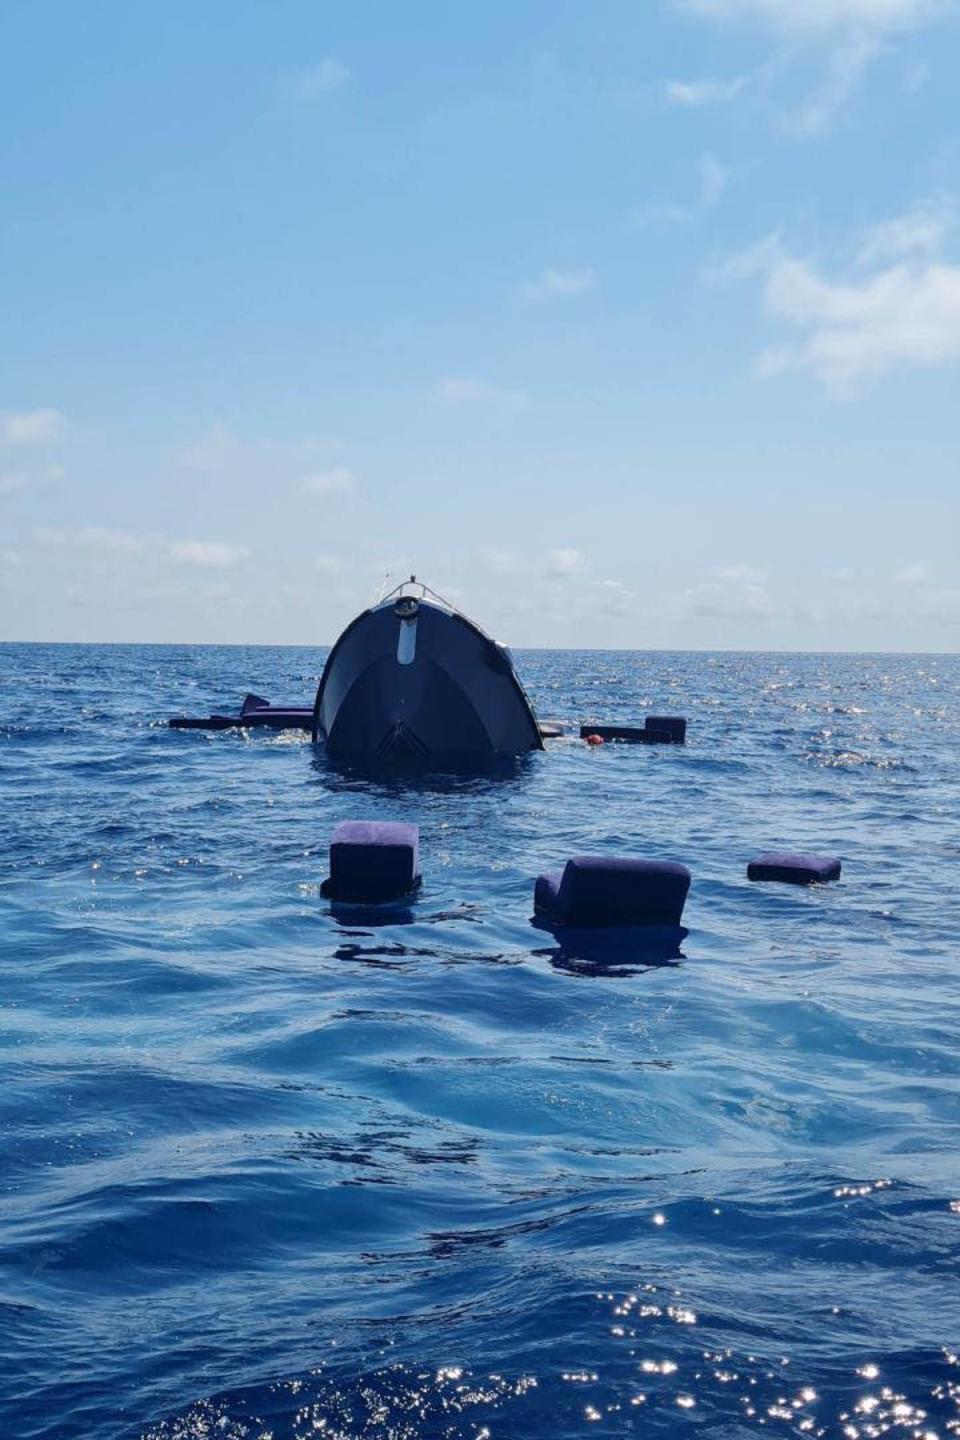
[534,856,691,928]
[170,695,312,731]
[534,871,566,914]
[321,820,421,901]
[645,715,687,744]
[241,693,271,714]
[747,852,841,885]
[639,727,674,745]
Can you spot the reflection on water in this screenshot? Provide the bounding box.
[141,1343,960,1440]
[312,746,540,797]
[532,922,688,977]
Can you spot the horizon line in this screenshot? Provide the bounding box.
[1,638,958,658]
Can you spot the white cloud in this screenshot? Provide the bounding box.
[788,31,883,136]
[675,0,950,135]
[295,58,351,97]
[547,547,587,577]
[679,0,944,34]
[1,408,63,446]
[732,206,960,389]
[170,540,249,569]
[435,376,529,409]
[665,76,748,105]
[682,566,772,619]
[178,423,344,478]
[302,465,356,497]
[879,564,960,620]
[593,579,637,615]
[31,525,155,558]
[902,56,930,90]
[0,473,28,496]
[857,200,956,263]
[1,549,22,571]
[699,153,729,207]
[484,548,522,574]
[178,422,242,473]
[76,526,145,554]
[895,560,930,585]
[635,152,729,224]
[920,585,960,618]
[524,267,597,300]
[315,554,344,575]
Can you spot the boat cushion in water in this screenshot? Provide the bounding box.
[534,856,691,927]
[747,852,841,884]
[321,821,421,901]
[645,715,687,744]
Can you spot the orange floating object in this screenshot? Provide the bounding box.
[584,733,605,746]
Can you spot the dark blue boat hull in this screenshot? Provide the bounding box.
[313,598,543,766]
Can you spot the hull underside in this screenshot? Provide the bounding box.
[314,600,542,766]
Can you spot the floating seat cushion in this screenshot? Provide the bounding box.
[645,715,687,744]
[169,695,312,731]
[321,820,421,901]
[747,852,841,885]
[534,856,690,927]
[241,693,271,714]
[639,727,673,745]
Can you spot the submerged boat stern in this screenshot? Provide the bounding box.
[313,585,543,767]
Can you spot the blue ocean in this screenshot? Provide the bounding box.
[2,642,959,1440]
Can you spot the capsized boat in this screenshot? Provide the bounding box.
[313,577,544,766]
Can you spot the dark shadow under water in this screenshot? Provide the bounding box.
[531,920,688,977]
[310,744,542,798]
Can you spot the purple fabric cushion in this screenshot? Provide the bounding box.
[535,856,690,927]
[747,852,841,884]
[534,872,563,915]
[645,715,687,744]
[241,693,271,714]
[323,820,420,899]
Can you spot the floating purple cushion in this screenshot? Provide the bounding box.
[534,871,565,915]
[645,715,687,744]
[534,856,690,927]
[747,852,841,885]
[321,820,421,901]
[241,693,271,714]
[170,696,312,731]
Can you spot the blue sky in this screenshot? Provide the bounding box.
[2,0,959,649]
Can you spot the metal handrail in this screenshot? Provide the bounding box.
[373,573,459,614]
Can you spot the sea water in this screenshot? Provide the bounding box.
[1,643,959,1439]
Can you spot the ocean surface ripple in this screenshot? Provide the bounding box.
[2,643,959,1439]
